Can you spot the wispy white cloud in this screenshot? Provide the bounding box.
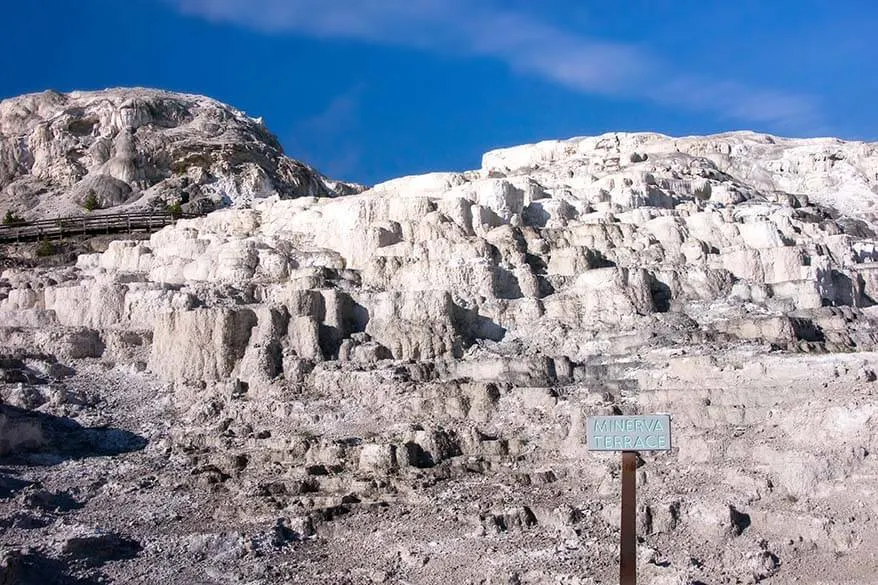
[656,78,820,130]
[167,0,821,131]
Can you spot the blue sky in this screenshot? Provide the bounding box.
[1,0,875,184]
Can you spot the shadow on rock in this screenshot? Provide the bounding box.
[0,471,33,499]
[24,489,84,513]
[0,549,106,585]
[0,405,147,465]
[452,304,507,347]
[62,534,143,568]
[0,512,52,530]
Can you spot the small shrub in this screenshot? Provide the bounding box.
[83,192,100,211]
[35,240,56,257]
[2,210,24,225]
[166,201,183,219]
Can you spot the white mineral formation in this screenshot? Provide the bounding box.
[6,130,878,364]
[2,92,878,584]
[0,89,362,219]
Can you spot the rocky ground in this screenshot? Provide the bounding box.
[2,96,878,583]
[2,346,877,584]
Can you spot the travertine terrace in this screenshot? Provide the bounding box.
[2,89,878,584]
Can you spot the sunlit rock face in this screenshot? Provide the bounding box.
[13,130,876,363]
[0,88,362,219]
[4,125,878,584]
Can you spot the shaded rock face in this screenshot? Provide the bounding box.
[0,89,362,219]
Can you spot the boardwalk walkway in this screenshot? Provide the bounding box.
[0,212,201,243]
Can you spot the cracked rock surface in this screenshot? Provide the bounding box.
[3,120,878,584]
[0,88,362,220]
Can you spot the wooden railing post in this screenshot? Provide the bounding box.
[0,209,209,243]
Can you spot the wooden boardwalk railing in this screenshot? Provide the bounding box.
[0,212,202,243]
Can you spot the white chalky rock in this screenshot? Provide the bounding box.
[5,108,878,583]
[0,89,363,220]
[4,128,878,381]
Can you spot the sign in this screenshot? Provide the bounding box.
[585,415,673,585]
[586,414,672,452]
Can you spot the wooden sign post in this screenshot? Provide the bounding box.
[587,415,673,585]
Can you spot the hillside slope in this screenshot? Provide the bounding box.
[0,88,362,220]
